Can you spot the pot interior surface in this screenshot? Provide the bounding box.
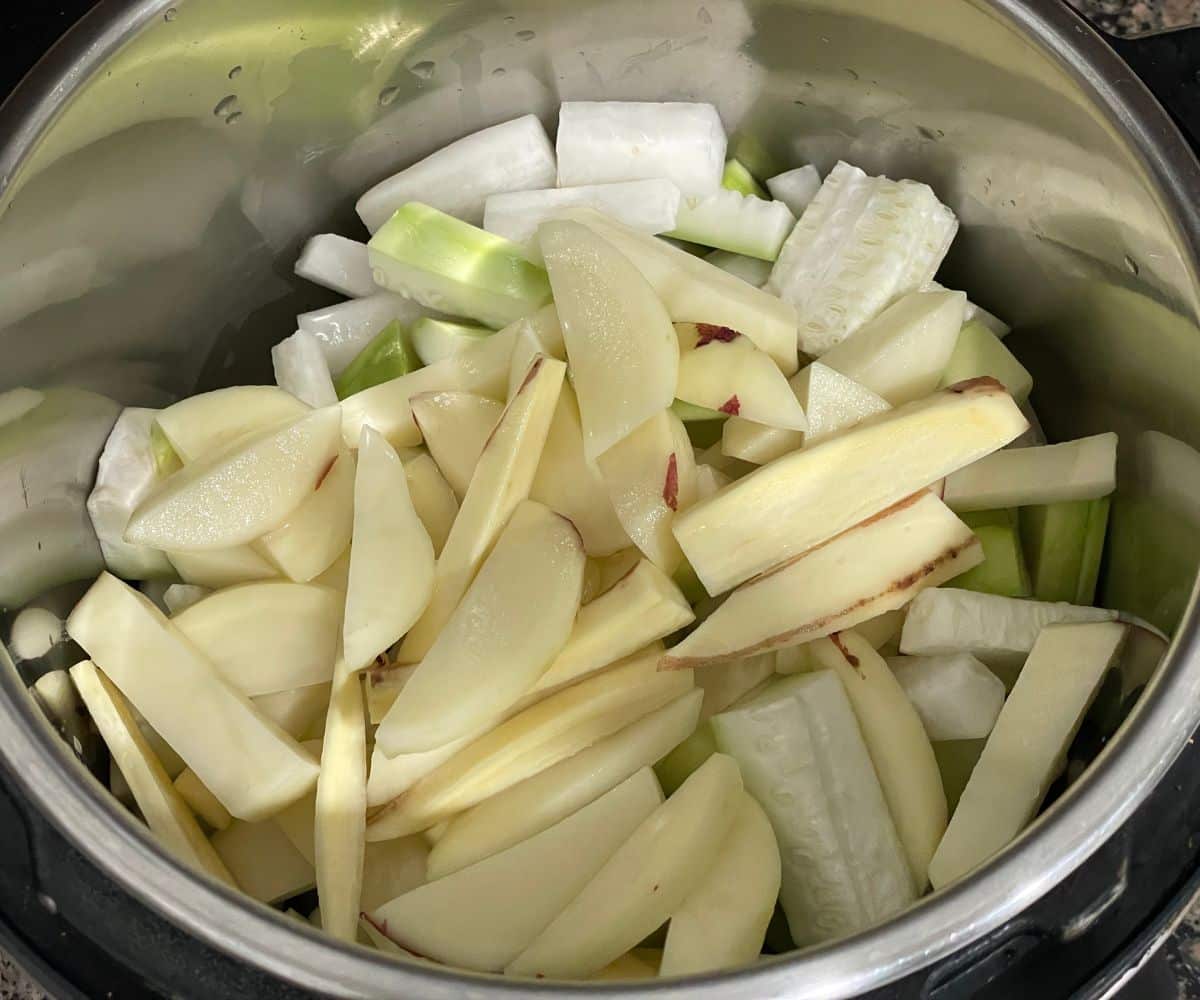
[1,0,1199,996]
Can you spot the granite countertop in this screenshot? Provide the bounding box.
[3,1,1200,998]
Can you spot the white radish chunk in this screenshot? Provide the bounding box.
[356,115,557,232]
[888,653,1006,741]
[70,660,235,886]
[810,631,947,889]
[368,203,551,328]
[86,407,175,579]
[899,587,1117,683]
[530,385,631,557]
[171,582,341,696]
[367,655,692,839]
[596,410,697,574]
[712,670,915,946]
[297,293,430,376]
[161,583,209,615]
[343,428,434,671]
[540,219,679,461]
[66,574,319,821]
[674,323,808,430]
[674,379,1027,595]
[271,330,338,409]
[256,448,354,583]
[154,386,308,464]
[928,621,1128,888]
[127,407,342,551]
[338,321,516,449]
[534,561,693,693]
[427,690,702,879]
[671,189,795,261]
[409,391,502,499]
[409,317,493,367]
[555,101,726,198]
[402,453,457,556]
[559,207,799,375]
[294,234,377,298]
[167,545,277,589]
[768,161,958,356]
[314,668,368,942]
[704,250,772,287]
[766,165,821,216]
[173,768,231,832]
[506,754,742,980]
[483,179,681,247]
[659,792,781,976]
[369,769,662,972]
[396,355,565,662]
[943,433,1118,511]
[665,492,979,667]
[817,290,966,405]
[377,501,584,755]
[211,819,314,903]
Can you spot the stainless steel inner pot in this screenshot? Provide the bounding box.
[2,0,1200,996]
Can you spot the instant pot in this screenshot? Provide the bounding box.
[3,0,1200,996]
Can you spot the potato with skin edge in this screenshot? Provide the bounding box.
[376,500,585,755]
[343,427,434,672]
[506,753,742,980]
[402,454,457,556]
[427,690,702,879]
[396,354,566,663]
[660,791,781,976]
[154,386,307,463]
[409,391,503,500]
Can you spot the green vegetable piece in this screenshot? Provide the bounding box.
[939,321,1033,402]
[933,739,985,816]
[149,422,182,477]
[671,399,725,423]
[671,400,727,449]
[368,202,551,328]
[721,159,767,200]
[334,320,420,400]
[654,722,717,796]
[1020,496,1111,604]
[950,509,1031,597]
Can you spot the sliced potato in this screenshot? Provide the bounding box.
[410,391,503,499]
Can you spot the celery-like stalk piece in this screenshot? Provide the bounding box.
[939,321,1032,402]
[950,509,1031,597]
[721,159,767,199]
[1020,496,1111,604]
[333,320,420,400]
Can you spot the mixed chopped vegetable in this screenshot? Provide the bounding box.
[4,99,1165,982]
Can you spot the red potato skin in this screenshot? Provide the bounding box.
[662,454,679,511]
[719,395,741,416]
[314,455,338,491]
[694,324,741,347]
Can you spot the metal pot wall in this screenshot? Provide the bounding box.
[1,0,1200,996]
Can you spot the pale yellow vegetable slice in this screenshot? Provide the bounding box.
[672,378,1027,595]
[172,769,232,832]
[506,753,742,980]
[360,837,429,913]
[210,818,314,903]
[66,573,320,821]
[811,631,947,889]
[694,652,777,720]
[367,655,693,839]
[314,666,368,942]
[928,620,1129,888]
[171,582,341,696]
[253,683,331,739]
[592,950,662,981]
[343,427,435,671]
[540,219,679,462]
[155,386,307,463]
[410,391,503,500]
[530,384,630,556]
[256,447,354,582]
[378,501,584,755]
[659,791,781,976]
[397,354,566,662]
[127,407,342,551]
[70,660,234,886]
[167,545,277,589]
[581,548,643,603]
[366,727,477,809]
[427,689,703,878]
[402,453,457,556]
[532,559,693,694]
[596,409,697,574]
[368,769,663,972]
[664,491,981,666]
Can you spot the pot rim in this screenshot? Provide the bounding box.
[2,1,1200,996]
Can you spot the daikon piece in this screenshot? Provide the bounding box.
[294,234,377,297]
[888,652,1006,741]
[272,330,338,409]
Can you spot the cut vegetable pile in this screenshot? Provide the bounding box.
[13,101,1163,982]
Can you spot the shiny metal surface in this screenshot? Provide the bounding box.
[1,0,1199,995]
